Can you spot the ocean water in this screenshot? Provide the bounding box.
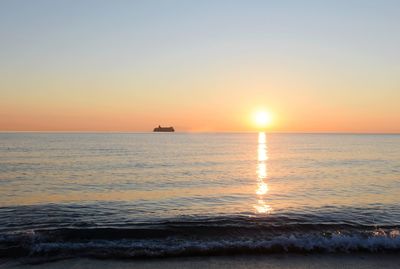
[0,133,400,259]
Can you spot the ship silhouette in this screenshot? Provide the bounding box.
[153,125,175,132]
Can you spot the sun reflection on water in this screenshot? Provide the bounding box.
[254,132,272,214]
[256,182,268,195]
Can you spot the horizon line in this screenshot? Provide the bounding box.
[0,131,399,135]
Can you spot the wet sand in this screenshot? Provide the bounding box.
[2,254,400,269]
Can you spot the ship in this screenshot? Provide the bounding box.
[153,125,175,132]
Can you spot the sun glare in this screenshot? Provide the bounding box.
[254,111,272,128]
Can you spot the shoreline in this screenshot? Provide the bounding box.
[2,254,400,269]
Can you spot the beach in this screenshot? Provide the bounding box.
[2,254,400,269]
[2,1,400,267]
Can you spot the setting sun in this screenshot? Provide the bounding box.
[253,111,272,128]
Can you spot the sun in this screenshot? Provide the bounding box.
[253,111,272,128]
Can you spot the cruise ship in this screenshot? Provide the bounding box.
[153,125,175,132]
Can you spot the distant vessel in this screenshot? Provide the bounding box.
[153,125,175,132]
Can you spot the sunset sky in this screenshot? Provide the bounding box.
[1,0,399,132]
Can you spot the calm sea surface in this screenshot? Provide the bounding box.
[1,133,400,258]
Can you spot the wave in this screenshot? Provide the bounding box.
[1,223,400,259]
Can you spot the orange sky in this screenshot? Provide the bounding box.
[1,1,400,133]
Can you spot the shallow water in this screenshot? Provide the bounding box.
[0,133,399,258]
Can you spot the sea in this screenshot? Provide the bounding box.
[0,133,399,260]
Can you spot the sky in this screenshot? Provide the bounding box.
[1,0,399,132]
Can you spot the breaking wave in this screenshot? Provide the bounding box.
[1,218,399,259]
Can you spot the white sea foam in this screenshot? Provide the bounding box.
[23,230,400,258]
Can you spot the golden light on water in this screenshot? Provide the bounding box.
[257,163,267,179]
[256,182,268,195]
[254,200,272,214]
[254,131,272,214]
